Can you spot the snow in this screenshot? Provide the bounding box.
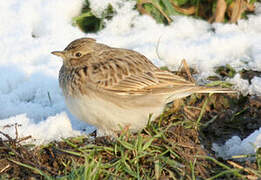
[249,77,261,96]
[229,74,250,96]
[213,128,261,159]
[0,0,261,157]
[0,113,81,145]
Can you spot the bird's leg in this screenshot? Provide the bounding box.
[178,59,195,83]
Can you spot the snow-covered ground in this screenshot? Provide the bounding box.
[1,0,261,157]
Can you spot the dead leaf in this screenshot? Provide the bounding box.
[171,3,195,15]
[215,0,227,22]
[229,0,246,23]
[137,0,172,24]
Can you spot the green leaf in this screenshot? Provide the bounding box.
[8,159,52,180]
[173,0,189,6]
[72,11,93,22]
[117,139,134,150]
[144,3,165,24]
[161,0,177,15]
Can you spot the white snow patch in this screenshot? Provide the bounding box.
[213,128,261,159]
[249,77,261,96]
[0,113,81,145]
[229,74,250,96]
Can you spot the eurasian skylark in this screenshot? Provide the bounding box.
[52,38,236,135]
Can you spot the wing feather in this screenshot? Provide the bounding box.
[86,48,195,95]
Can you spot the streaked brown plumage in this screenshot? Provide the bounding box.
[52,37,236,135]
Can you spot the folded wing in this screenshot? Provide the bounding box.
[87,48,195,95]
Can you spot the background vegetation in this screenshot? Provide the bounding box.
[74,0,257,33]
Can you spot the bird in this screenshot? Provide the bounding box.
[51,37,236,135]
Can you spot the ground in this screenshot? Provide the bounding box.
[0,69,260,179]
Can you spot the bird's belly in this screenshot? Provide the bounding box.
[64,94,164,133]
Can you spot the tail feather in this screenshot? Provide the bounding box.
[165,86,237,103]
[194,86,237,94]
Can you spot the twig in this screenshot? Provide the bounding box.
[0,131,14,143]
[179,59,195,83]
[17,136,32,144]
[227,160,259,178]
[15,123,18,141]
[0,164,10,173]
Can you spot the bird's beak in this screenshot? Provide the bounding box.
[51,51,66,59]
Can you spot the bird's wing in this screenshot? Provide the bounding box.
[87,48,195,95]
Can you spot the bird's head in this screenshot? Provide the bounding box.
[51,37,96,67]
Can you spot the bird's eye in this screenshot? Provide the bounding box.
[75,52,82,57]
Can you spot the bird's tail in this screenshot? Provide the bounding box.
[164,86,237,103]
[193,86,237,94]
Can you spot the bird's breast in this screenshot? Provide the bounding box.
[59,66,90,97]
